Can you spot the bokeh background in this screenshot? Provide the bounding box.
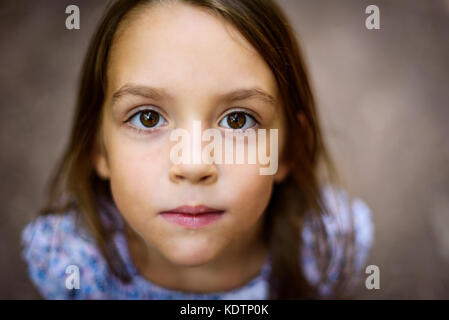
[0,0,448,299]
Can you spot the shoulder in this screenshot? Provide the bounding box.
[301,185,375,297]
[320,185,374,253]
[21,211,112,299]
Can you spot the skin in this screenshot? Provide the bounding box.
[93,1,290,292]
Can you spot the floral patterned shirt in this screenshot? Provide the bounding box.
[21,186,374,299]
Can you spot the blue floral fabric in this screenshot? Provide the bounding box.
[21,186,374,299]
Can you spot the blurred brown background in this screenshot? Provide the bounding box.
[0,0,448,299]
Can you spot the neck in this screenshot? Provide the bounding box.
[124,217,269,293]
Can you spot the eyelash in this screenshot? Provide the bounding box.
[219,109,260,131]
[124,106,167,134]
[123,107,260,134]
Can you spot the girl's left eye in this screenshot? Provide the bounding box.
[127,109,167,130]
[218,111,257,130]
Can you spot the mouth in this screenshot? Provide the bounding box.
[159,205,225,228]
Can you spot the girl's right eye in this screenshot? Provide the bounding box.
[126,109,167,130]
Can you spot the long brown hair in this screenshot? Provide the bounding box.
[40,0,355,299]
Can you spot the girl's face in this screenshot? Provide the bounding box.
[94,2,289,266]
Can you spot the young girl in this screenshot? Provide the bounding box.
[21,0,373,299]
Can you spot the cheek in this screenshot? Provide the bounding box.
[106,132,170,222]
[219,164,274,224]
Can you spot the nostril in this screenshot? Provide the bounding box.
[169,164,218,184]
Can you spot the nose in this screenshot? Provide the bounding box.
[169,162,218,185]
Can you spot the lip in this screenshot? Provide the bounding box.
[159,205,225,228]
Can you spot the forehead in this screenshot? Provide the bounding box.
[106,1,278,100]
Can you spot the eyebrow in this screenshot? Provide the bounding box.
[112,85,169,102]
[111,84,276,109]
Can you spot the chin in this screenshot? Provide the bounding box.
[162,238,222,267]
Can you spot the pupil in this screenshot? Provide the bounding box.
[140,110,159,127]
[227,112,246,129]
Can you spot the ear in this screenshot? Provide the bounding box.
[274,161,290,183]
[92,137,111,180]
[273,111,308,184]
[273,131,291,183]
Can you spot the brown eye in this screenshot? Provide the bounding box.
[140,110,160,128]
[226,112,246,129]
[219,111,257,130]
